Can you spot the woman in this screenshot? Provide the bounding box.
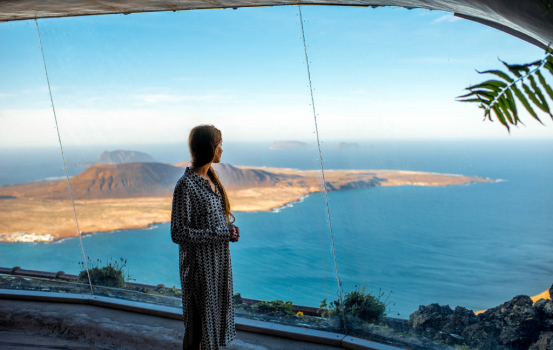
[171,125,240,350]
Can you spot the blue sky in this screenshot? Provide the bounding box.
[0,6,550,147]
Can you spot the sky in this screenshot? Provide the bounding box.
[0,5,551,147]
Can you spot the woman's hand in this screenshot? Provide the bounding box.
[229,224,240,242]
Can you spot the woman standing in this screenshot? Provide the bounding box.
[171,125,240,350]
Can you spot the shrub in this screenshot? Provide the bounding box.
[77,257,131,288]
[318,298,330,318]
[330,285,387,325]
[251,299,295,316]
[233,293,243,305]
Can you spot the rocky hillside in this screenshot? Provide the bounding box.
[0,162,293,200]
[174,162,296,190]
[0,163,182,200]
[0,161,491,203]
[72,150,156,167]
[97,150,156,164]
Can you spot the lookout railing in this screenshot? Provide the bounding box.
[0,265,348,319]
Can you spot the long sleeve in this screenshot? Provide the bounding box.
[171,178,231,244]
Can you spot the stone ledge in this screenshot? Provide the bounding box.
[236,316,344,347]
[0,289,405,350]
[0,301,183,350]
[342,336,405,350]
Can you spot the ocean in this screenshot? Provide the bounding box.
[0,140,552,317]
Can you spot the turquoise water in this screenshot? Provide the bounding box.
[1,141,552,317]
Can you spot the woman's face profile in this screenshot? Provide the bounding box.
[213,139,223,163]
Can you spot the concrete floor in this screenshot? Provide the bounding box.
[0,330,106,349]
[0,299,344,350]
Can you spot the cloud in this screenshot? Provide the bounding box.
[431,15,461,24]
[0,104,319,147]
[133,92,238,105]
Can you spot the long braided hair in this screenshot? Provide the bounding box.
[188,125,235,224]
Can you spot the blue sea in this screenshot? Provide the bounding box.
[1,140,552,318]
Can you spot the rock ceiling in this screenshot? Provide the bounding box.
[0,0,552,49]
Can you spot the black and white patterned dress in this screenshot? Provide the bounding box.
[171,167,236,350]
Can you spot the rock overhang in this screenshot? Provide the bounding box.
[0,0,552,49]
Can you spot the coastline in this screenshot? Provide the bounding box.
[0,167,494,242]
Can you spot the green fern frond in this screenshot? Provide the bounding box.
[458,49,553,131]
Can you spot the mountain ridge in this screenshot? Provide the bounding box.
[0,161,289,200]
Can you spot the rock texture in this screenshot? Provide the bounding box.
[0,301,270,350]
[97,150,156,164]
[409,284,553,350]
[0,305,184,350]
[409,303,478,346]
[529,332,553,350]
[1,0,552,50]
[175,161,293,190]
[0,162,184,200]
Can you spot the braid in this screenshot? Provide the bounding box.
[208,166,235,224]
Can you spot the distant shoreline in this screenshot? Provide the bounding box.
[0,166,494,243]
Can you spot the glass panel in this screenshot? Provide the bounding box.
[0,275,92,295]
[300,4,552,348]
[0,19,90,294]
[6,7,550,348]
[28,7,342,334]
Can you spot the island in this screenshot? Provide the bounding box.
[0,159,495,242]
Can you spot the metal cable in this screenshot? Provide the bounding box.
[297,5,347,333]
[35,19,93,295]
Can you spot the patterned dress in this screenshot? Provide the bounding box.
[171,167,236,350]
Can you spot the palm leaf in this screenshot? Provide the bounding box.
[528,75,552,115]
[459,50,552,131]
[511,84,541,123]
[504,89,519,123]
[468,80,507,91]
[501,60,531,77]
[522,82,545,110]
[536,70,553,101]
[545,61,553,75]
[497,96,514,124]
[491,104,509,130]
[477,70,514,83]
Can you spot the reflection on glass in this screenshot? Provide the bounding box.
[0,19,88,291]
[299,4,552,348]
[18,7,342,335]
[2,4,552,349]
[0,275,92,295]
